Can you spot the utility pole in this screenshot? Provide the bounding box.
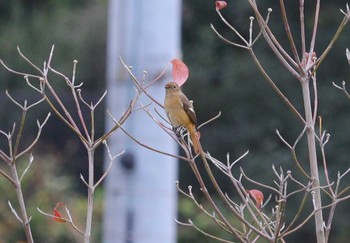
[103,1,182,243]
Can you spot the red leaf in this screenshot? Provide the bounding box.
[247,189,264,209]
[171,59,189,87]
[53,202,67,223]
[215,1,227,10]
[53,210,66,223]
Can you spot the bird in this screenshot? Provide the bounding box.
[164,81,200,154]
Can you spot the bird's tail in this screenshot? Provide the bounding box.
[189,129,201,154]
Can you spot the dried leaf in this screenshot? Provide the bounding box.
[247,189,264,209]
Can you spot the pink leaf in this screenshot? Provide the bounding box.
[171,59,189,87]
[215,1,227,11]
[247,189,264,209]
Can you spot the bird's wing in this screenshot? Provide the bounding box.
[180,94,197,127]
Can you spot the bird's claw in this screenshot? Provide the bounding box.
[173,126,183,139]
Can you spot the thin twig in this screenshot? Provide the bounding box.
[279,0,301,66]
[94,142,124,189]
[311,5,350,74]
[107,110,189,161]
[332,81,350,100]
[188,219,236,243]
[20,154,34,182]
[16,113,51,159]
[0,168,16,186]
[8,200,24,223]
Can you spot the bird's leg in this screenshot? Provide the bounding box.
[173,126,184,139]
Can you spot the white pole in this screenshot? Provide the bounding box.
[103,1,182,243]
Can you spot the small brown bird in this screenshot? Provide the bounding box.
[164,82,200,154]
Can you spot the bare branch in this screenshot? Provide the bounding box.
[107,110,189,161]
[176,182,235,235]
[278,0,302,67]
[80,174,89,188]
[119,56,164,108]
[64,206,85,235]
[240,167,281,195]
[198,111,222,130]
[20,154,34,182]
[210,24,248,49]
[37,206,84,236]
[0,168,15,185]
[307,0,320,70]
[17,46,44,76]
[247,1,299,76]
[188,219,236,243]
[215,8,249,46]
[248,48,305,123]
[78,89,108,110]
[16,113,51,159]
[312,4,350,74]
[8,200,24,223]
[332,81,350,100]
[94,141,124,189]
[0,59,42,80]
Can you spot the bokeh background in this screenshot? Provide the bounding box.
[0,0,349,242]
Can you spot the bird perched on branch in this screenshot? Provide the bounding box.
[164,82,200,154]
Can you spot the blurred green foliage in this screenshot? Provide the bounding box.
[0,154,103,242]
[0,0,349,242]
